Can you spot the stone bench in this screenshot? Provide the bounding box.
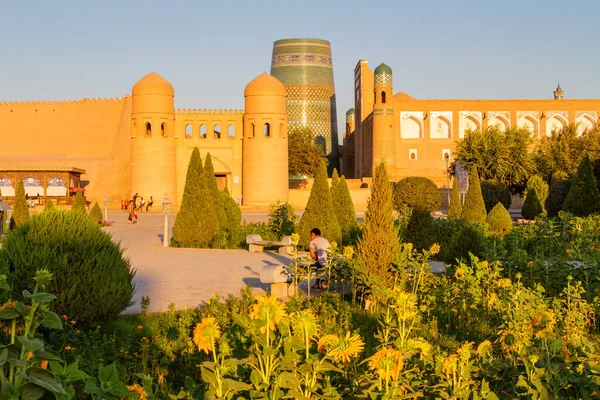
[259,264,297,300]
[246,234,293,255]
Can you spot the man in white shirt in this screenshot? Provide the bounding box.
[309,228,330,289]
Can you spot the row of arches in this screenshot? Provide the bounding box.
[132,122,168,138]
[399,113,597,139]
[246,122,285,138]
[184,124,235,139]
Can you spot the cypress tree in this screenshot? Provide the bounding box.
[332,175,358,244]
[10,178,29,229]
[447,178,462,220]
[330,168,340,194]
[562,154,600,216]
[405,206,434,251]
[89,202,104,224]
[71,190,86,213]
[358,161,400,284]
[461,166,487,224]
[487,202,513,234]
[298,160,342,248]
[43,199,55,212]
[220,188,242,248]
[521,188,544,220]
[203,153,226,247]
[173,147,219,247]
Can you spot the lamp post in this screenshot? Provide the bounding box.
[445,154,450,208]
[102,197,109,225]
[161,195,171,248]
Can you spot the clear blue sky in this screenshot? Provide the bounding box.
[1,0,599,139]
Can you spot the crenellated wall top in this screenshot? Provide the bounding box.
[0,97,125,107]
[175,108,244,115]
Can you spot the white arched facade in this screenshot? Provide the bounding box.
[488,115,510,130]
[545,115,567,137]
[575,113,596,136]
[400,112,424,139]
[517,114,539,137]
[430,116,451,139]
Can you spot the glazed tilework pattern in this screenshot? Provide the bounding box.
[272,55,332,68]
[374,73,392,85]
[23,177,41,187]
[0,177,11,187]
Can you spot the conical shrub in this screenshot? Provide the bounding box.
[358,161,400,284]
[220,188,242,248]
[71,190,86,213]
[204,153,227,247]
[487,202,513,234]
[525,175,549,211]
[447,178,462,220]
[521,188,544,220]
[545,180,572,217]
[298,160,342,248]
[331,173,358,245]
[10,178,29,229]
[173,148,219,247]
[405,206,434,251]
[43,199,55,212]
[461,166,487,224]
[562,154,600,216]
[89,202,104,224]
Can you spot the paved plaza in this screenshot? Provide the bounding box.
[104,210,294,313]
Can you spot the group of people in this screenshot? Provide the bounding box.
[128,193,154,224]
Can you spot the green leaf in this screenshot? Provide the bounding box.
[34,350,62,362]
[40,311,63,330]
[32,292,56,304]
[1,381,20,400]
[25,367,67,395]
[14,301,30,317]
[106,381,129,396]
[0,280,11,291]
[22,290,33,298]
[0,308,20,320]
[0,347,8,366]
[66,360,90,383]
[98,364,120,384]
[17,337,44,352]
[19,383,46,400]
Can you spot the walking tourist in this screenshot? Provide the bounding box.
[127,200,138,224]
[309,228,330,289]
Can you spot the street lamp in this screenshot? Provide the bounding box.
[102,197,109,225]
[444,153,450,208]
[161,194,171,248]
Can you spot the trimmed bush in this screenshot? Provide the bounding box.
[173,147,219,247]
[486,202,513,233]
[481,180,511,213]
[358,161,400,284]
[545,180,572,217]
[268,201,296,240]
[521,189,543,220]
[204,153,227,248]
[562,154,600,217]
[43,199,55,212]
[525,175,549,211]
[447,178,462,220]
[0,210,135,323]
[71,190,86,213]
[10,178,29,229]
[89,202,103,224]
[331,171,358,245]
[220,188,242,248]
[405,207,434,251]
[461,167,487,224]
[298,160,342,248]
[393,177,441,212]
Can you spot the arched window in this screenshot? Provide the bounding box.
[264,123,270,137]
[214,124,221,139]
[409,149,417,160]
[200,124,207,138]
[145,122,151,137]
[185,124,192,138]
[161,122,166,137]
[228,124,235,138]
[279,123,285,138]
[381,91,386,104]
[250,123,255,137]
[132,122,137,137]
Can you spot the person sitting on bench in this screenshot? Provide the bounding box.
[309,228,330,289]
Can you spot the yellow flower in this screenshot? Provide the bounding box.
[406,338,432,358]
[343,246,354,259]
[318,334,340,354]
[330,332,364,364]
[496,278,512,288]
[249,294,287,332]
[193,317,221,354]
[457,342,473,363]
[442,354,459,375]
[429,243,440,256]
[476,340,493,358]
[127,383,148,400]
[369,348,403,380]
[26,352,34,360]
[291,310,319,344]
[393,290,418,321]
[454,267,466,280]
[40,360,48,370]
[291,233,300,246]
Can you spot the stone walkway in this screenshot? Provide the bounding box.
[104,211,292,313]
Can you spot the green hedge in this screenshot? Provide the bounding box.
[481,180,511,213]
[393,177,441,212]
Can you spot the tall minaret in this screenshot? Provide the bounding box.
[554,83,564,100]
[372,63,396,172]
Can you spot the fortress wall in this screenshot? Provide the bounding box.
[174,109,244,204]
[0,97,133,206]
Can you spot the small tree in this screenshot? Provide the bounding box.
[10,178,29,229]
[461,166,487,224]
[330,169,358,244]
[288,126,326,177]
[358,161,400,284]
[173,148,219,247]
[89,202,103,224]
[71,190,86,213]
[524,175,549,211]
[562,154,600,216]
[481,180,512,213]
[447,178,462,220]
[43,199,55,212]
[297,160,341,248]
[393,177,441,212]
[220,188,242,248]
[487,202,513,234]
[405,206,434,251]
[546,180,572,217]
[268,201,297,240]
[204,153,227,247]
[521,188,543,220]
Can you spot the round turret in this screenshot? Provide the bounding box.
[244,72,287,98]
[132,72,174,114]
[346,108,355,118]
[132,72,174,96]
[374,63,392,76]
